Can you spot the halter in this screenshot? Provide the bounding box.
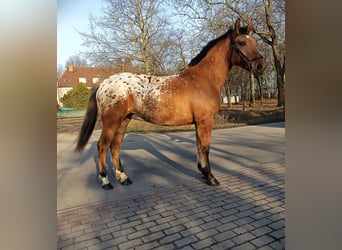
[229,32,263,71]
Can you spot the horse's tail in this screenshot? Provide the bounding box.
[75,87,99,152]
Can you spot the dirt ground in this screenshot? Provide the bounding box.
[224,98,280,111]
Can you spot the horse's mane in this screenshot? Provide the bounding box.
[188,27,249,67]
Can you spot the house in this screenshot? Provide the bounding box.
[221,87,240,104]
[222,95,240,104]
[57,64,120,106]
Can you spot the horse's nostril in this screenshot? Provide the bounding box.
[256,64,263,73]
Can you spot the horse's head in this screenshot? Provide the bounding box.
[230,19,265,76]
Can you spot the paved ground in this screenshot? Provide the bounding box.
[57,122,285,249]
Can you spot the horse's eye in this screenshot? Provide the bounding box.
[238,41,246,46]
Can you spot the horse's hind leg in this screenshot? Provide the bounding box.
[110,115,132,185]
[97,126,116,190]
[97,109,127,190]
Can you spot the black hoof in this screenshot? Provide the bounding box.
[121,178,132,185]
[102,183,113,190]
[205,178,220,186]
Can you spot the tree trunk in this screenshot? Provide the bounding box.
[144,52,151,74]
[249,71,255,107]
[137,2,151,75]
[262,0,285,106]
[272,45,285,106]
[243,82,247,111]
[257,75,263,105]
[226,81,232,108]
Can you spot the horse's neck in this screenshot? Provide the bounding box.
[194,39,231,88]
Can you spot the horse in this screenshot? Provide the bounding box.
[76,19,265,190]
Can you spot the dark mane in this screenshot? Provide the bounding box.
[188,27,249,67]
[188,30,232,67]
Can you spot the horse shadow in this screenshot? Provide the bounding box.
[75,132,202,189]
[120,133,200,181]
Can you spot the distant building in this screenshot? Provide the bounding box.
[222,96,240,104]
[57,64,120,106]
[221,87,240,104]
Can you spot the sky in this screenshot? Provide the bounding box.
[57,0,103,67]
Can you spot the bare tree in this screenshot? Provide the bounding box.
[172,29,189,71]
[218,0,285,106]
[227,67,250,109]
[65,55,88,67]
[78,0,176,75]
[172,0,285,106]
[57,56,87,80]
[57,64,64,79]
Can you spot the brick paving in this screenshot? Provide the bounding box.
[57,161,285,250]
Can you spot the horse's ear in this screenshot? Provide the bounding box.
[247,20,253,36]
[234,18,241,35]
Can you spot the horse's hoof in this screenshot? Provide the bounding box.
[205,178,220,186]
[121,178,132,185]
[102,183,113,190]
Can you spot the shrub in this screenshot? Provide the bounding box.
[61,83,92,109]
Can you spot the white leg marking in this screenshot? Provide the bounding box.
[116,170,128,182]
[100,175,110,186]
[198,157,207,169]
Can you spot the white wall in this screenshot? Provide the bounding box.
[222,96,240,104]
[57,87,72,106]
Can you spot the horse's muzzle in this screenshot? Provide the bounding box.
[253,57,265,76]
[256,63,264,75]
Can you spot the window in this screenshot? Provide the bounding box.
[92,77,100,84]
[79,77,87,83]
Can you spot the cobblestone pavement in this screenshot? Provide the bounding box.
[57,160,285,250]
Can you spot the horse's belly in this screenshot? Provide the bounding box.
[136,103,193,126]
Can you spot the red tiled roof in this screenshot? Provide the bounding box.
[58,65,121,88]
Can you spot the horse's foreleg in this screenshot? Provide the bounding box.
[97,128,115,190]
[110,117,132,185]
[195,120,220,186]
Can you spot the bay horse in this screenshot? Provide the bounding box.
[76,19,265,190]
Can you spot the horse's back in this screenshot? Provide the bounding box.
[96,71,221,125]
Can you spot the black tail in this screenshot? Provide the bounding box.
[75,87,99,152]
